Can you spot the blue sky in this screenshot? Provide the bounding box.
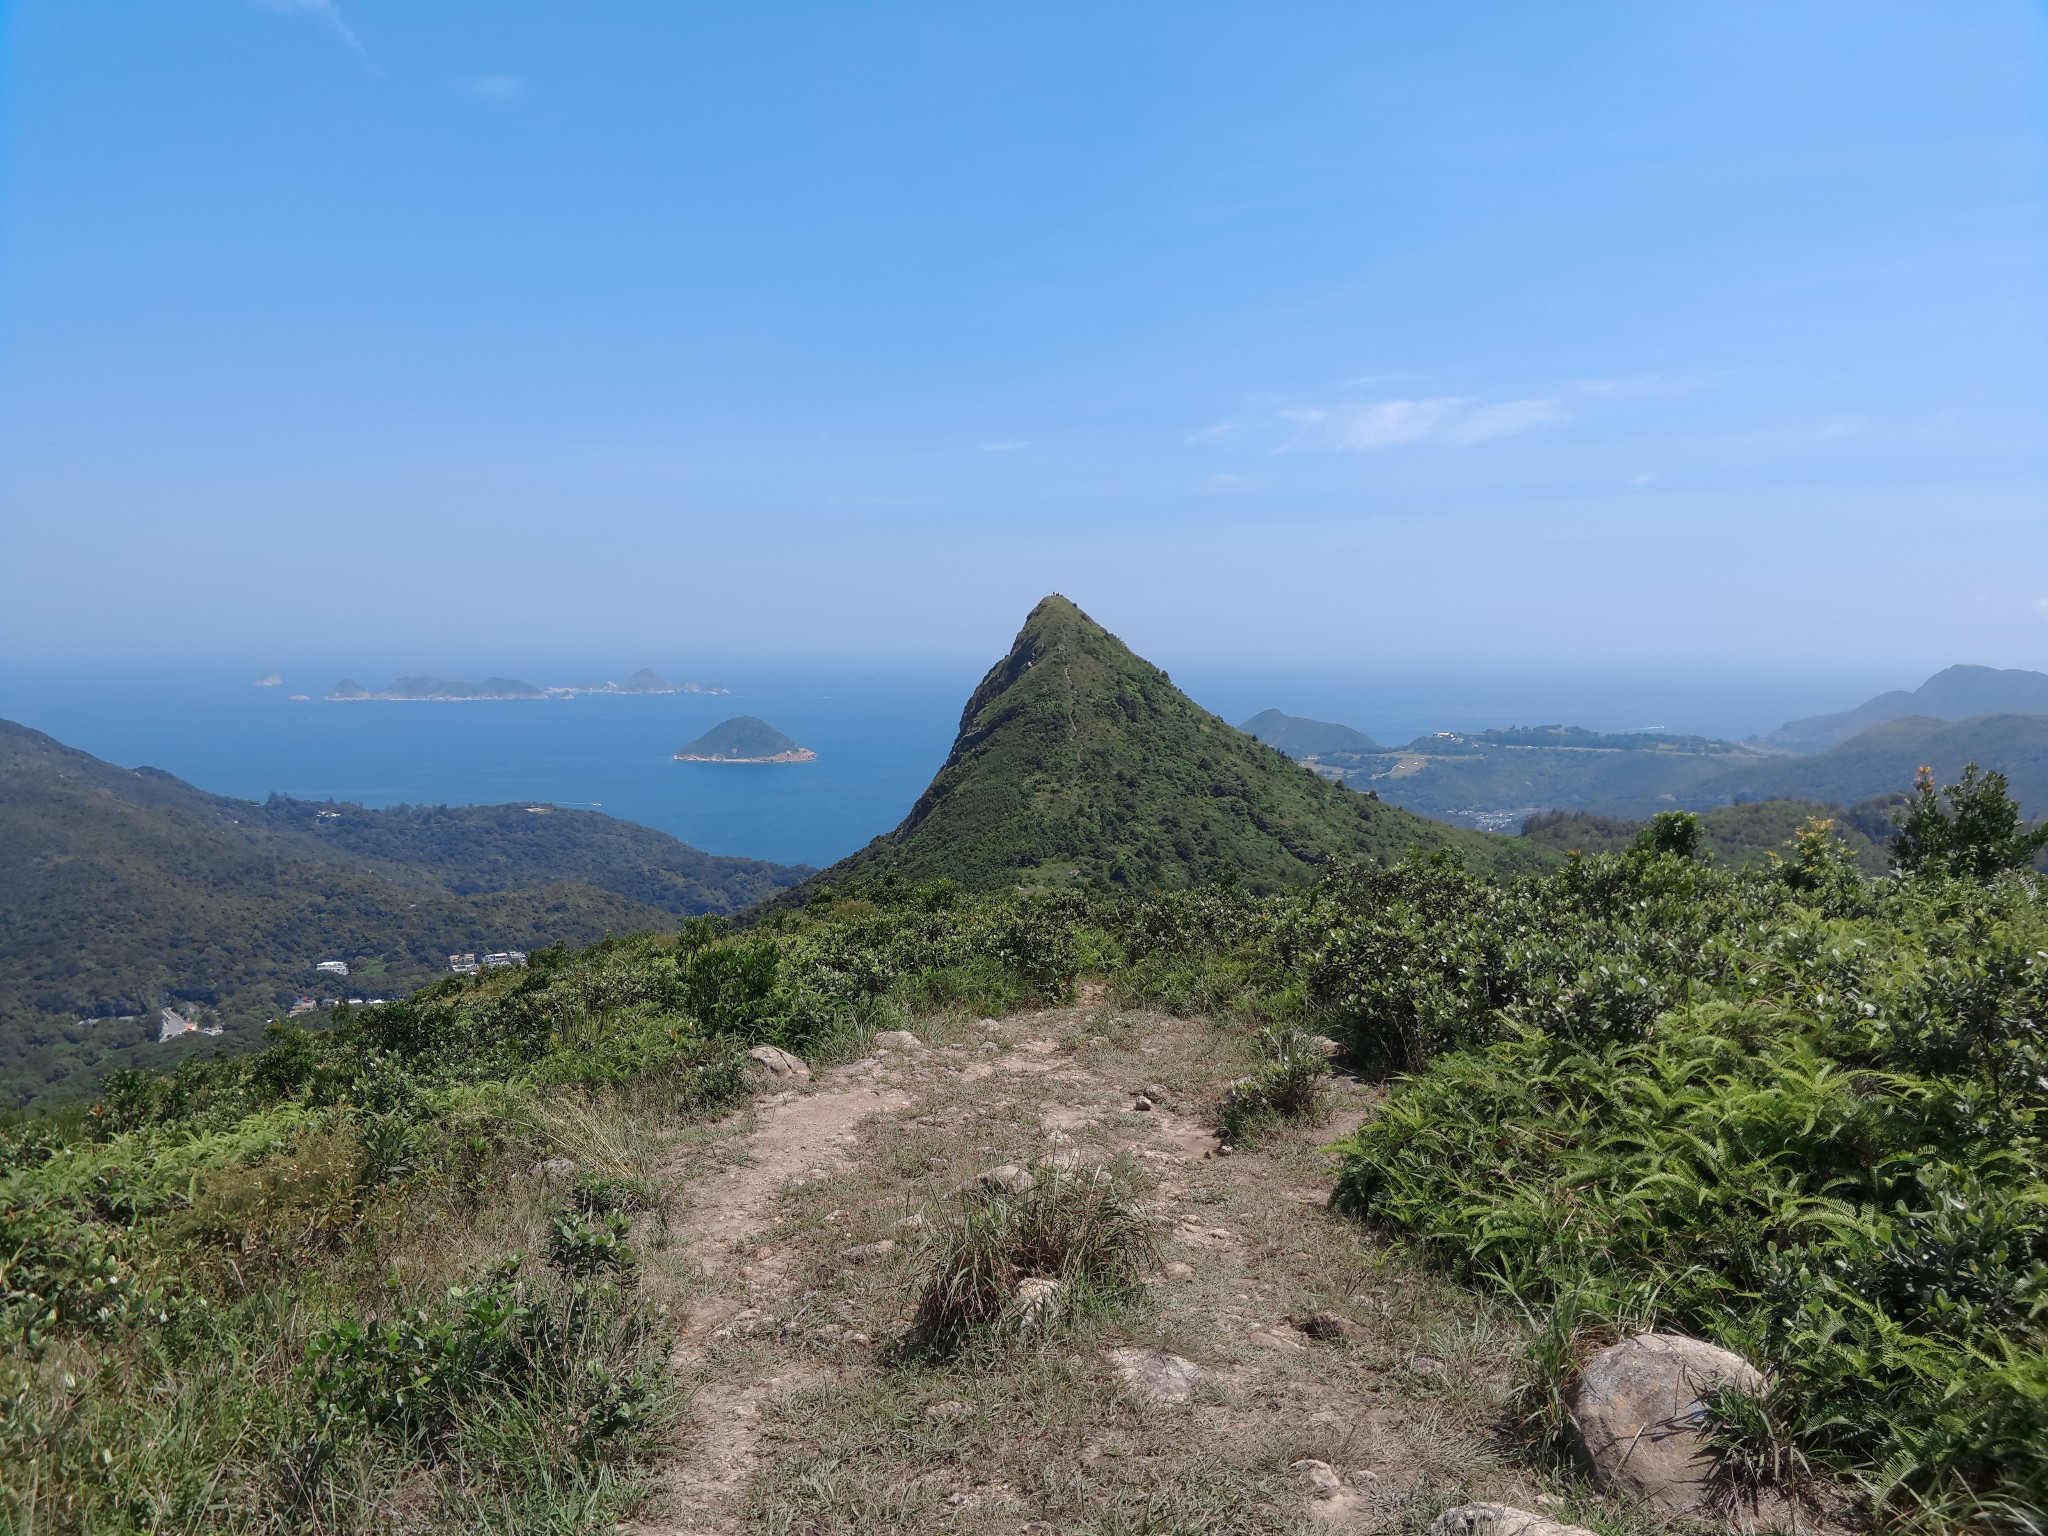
[2,2,2044,678]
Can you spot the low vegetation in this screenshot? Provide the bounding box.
[907,1165,1159,1355]
[1217,1027,1333,1146]
[3,765,2043,1531]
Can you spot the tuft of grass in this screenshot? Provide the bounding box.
[906,1164,1159,1354]
[1217,1027,1331,1145]
[1700,1377,1818,1509]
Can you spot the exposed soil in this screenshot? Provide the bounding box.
[620,1000,1623,1536]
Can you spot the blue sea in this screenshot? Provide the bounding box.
[0,661,1901,868]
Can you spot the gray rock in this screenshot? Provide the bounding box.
[746,1044,811,1083]
[838,1239,896,1264]
[925,1399,974,1418]
[534,1156,576,1178]
[955,1163,1036,1198]
[1106,1346,1209,1403]
[1430,1504,1596,1536]
[1568,1331,1767,1514]
[1294,1459,1376,1523]
[873,1029,924,1050]
[1011,1276,1062,1328]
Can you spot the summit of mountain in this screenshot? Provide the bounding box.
[807,596,1552,895]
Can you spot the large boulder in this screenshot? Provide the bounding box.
[1431,1505,1595,1536]
[746,1045,811,1084]
[1568,1331,1766,1513]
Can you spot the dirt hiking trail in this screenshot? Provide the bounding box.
[621,996,1567,1536]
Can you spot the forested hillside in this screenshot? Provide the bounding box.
[1521,797,1894,873]
[813,596,1552,894]
[0,720,806,1105]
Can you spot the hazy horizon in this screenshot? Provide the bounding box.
[4,4,2045,675]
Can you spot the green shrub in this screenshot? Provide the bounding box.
[548,1210,634,1277]
[1218,1028,1330,1144]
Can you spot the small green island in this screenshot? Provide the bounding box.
[673,716,816,763]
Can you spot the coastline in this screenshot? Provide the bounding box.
[672,748,818,763]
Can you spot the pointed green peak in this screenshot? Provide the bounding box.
[802,596,1552,896]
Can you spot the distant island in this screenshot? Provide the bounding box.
[565,668,729,697]
[326,668,730,702]
[329,676,547,701]
[674,716,816,763]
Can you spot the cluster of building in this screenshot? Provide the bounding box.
[286,992,389,1017]
[448,950,528,975]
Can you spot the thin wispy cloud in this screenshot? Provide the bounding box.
[464,74,527,100]
[249,0,366,58]
[1569,373,1708,399]
[1279,395,1566,452]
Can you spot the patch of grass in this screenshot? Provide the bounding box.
[906,1164,1160,1355]
[1217,1027,1330,1145]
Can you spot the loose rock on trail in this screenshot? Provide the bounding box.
[620,1000,1650,1534]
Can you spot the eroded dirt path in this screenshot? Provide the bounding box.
[625,1001,1552,1536]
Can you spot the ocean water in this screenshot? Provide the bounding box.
[0,668,977,869]
[0,660,1900,868]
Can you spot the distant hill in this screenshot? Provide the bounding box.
[1753,665,2048,753]
[1522,799,1891,874]
[675,716,815,763]
[0,719,808,1106]
[1261,724,1764,827]
[330,675,547,701]
[803,596,1553,896]
[1238,709,1382,759]
[1721,712,2048,819]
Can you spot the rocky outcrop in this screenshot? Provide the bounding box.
[1568,1331,1767,1513]
[746,1045,811,1084]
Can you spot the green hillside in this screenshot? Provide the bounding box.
[1238,708,1382,758]
[1722,712,2048,817]
[0,720,807,1105]
[809,596,1552,894]
[1521,798,1892,873]
[9,816,2045,1526]
[674,715,812,761]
